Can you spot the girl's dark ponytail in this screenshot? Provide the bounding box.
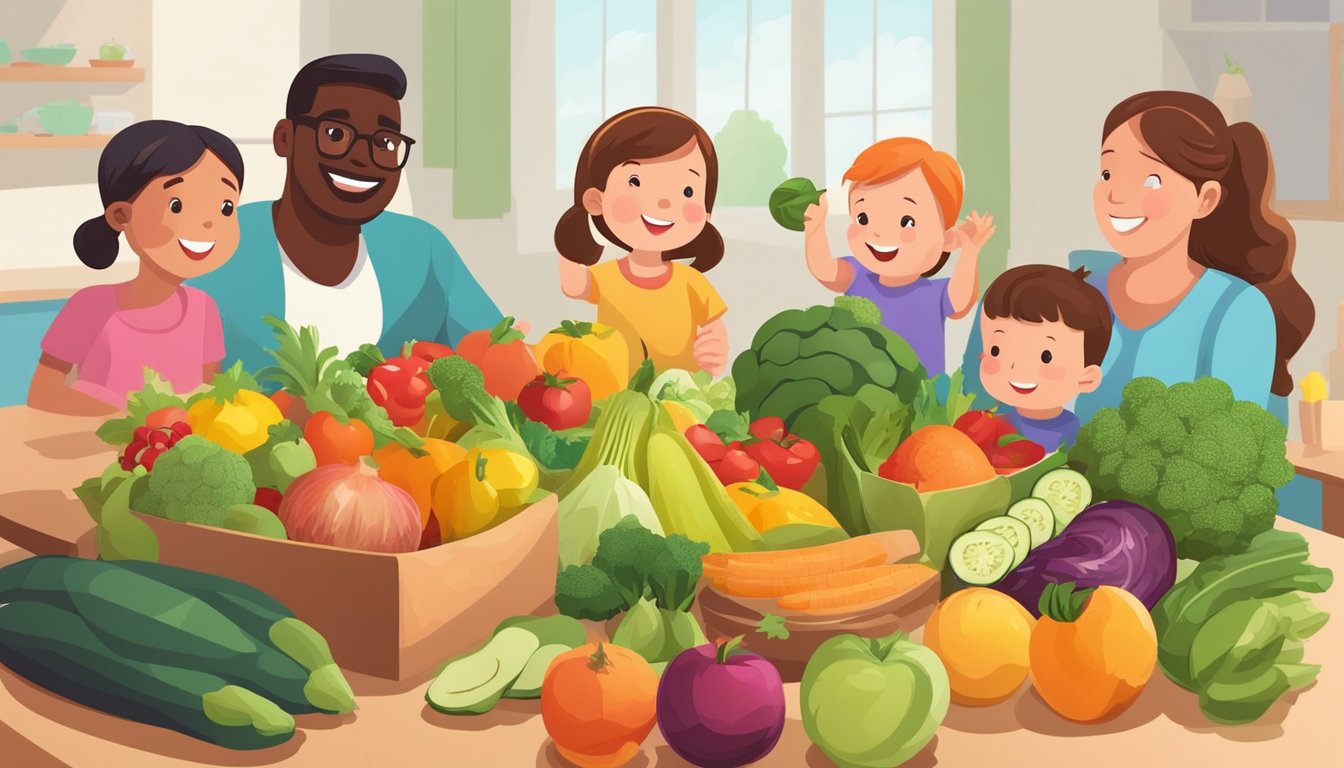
[555,203,603,266]
[73,216,120,269]
[1191,121,1313,396]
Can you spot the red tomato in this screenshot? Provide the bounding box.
[742,416,821,490]
[710,448,760,485]
[367,356,434,426]
[685,424,727,463]
[517,373,593,431]
[253,487,283,514]
[455,317,539,401]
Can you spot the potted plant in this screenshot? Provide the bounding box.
[1212,53,1251,124]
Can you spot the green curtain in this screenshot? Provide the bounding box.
[955,0,1010,282]
[422,0,511,219]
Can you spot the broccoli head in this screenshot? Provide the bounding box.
[1073,376,1289,560]
[555,565,626,621]
[135,436,255,526]
[428,356,515,435]
[833,296,883,327]
[592,517,665,607]
[647,534,711,612]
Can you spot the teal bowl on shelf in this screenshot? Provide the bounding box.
[20,44,77,66]
[36,101,93,135]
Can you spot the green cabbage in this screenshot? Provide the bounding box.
[769,177,826,231]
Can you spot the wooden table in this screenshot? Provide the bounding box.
[1,406,1339,767]
[1287,441,1344,536]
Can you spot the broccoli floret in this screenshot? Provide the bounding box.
[647,534,710,612]
[244,420,316,492]
[1132,398,1188,455]
[1098,451,1125,478]
[554,565,626,621]
[1083,408,1127,454]
[1156,457,1219,514]
[833,296,883,326]
[1116,458,1160,497]
[592,517,666,607]
[135,436,256,526]
[1236,484,1278,530]
[1119,377,1169,421]
[1257,455,1296,488]
[427,356,531,455]
[1168,377,1234,425]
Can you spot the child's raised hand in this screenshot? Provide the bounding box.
[953,210,997,253]
[803,192,829,236]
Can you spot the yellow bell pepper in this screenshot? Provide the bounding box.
[533,321,631,402]
[186,364,284,454]
[432,447,539,541]
[726,482,841,534]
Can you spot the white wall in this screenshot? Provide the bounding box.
[1008,0,1344,433]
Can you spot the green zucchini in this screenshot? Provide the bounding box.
[112,559,344,679]
[0,556,352,714]
[0,600,294,750]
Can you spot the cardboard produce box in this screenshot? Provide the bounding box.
[132,496,558,681]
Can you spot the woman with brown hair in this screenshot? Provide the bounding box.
[963,90,1314,424]
[1071,90,1314,423]
[555,107,729,376]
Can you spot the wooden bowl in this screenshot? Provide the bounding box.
[697,572,939,682]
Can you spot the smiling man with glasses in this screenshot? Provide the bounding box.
[191,53,502,373]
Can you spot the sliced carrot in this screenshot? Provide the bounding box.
[775,564,937,611]
[715,564,915,599]
[701,530,917,572]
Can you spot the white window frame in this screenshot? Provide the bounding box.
[516,0,954,253]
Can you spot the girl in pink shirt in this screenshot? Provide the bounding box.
[28,120,245,414]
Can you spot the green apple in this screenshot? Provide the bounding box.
[801,631,949,768]
[99,40,127,61]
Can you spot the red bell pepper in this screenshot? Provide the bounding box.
[954,409,1016,452]
[741,416,820,490]
[367,355,435,427]
[987,435,1047,474]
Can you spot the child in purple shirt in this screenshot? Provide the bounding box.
[800,137,995,375]
[978,265,1114,452]
[29,121,244,414]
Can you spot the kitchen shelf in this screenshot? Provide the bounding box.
[0,134,110,149]
[1164,22,1330,32]
[0,66,145,83]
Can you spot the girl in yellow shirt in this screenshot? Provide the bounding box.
[554,107,728,376]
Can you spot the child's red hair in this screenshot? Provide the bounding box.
[843,137,964,228]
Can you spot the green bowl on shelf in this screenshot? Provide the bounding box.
[37,101,93,135]
[20,44,77,66]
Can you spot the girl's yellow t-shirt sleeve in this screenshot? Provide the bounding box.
[585,264,603,305]
[687,268,728,324]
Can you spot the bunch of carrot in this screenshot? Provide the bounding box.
[702,531,937,615]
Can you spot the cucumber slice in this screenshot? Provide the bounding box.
[1031,468,1092,531]
[1006,498,1056,549]
[948,530,1015,586]
[975,516,1032,570]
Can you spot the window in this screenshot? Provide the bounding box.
[695,0,793,157]
[823,0,934,187]
[554,0,657,187]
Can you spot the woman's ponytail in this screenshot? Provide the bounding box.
[554,204,604,266]
[72,216,120,270]
[1191,121,1313,396]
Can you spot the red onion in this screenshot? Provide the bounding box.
[278,463,421,553]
